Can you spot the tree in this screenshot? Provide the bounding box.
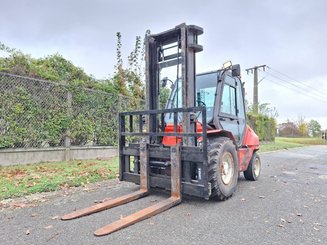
[298,122,308,137]
[0,49,33,76]
[0,43,94,85]
[112,32,128,96]
[126,35,145,99]
[297,115,308,137]
[308,120,321,137]
[246,102,278,141]
[278,121,300,137]
[112,32,148,99]
[247,102,278,118]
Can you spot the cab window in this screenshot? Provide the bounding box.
[220,84,236,116]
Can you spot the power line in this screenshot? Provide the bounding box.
[261,70,327,102]
[265,66,327,98]
[267,77,327,103]
[266,68,327,98]
[265,78,327,104]
[268,66,321,85]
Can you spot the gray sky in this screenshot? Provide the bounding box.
[1,0,327,128]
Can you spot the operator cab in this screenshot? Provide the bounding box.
[164,67,246,145]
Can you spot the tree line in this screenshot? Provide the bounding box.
[278,117,322,137]
[0,32,147,101]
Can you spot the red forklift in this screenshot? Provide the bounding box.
[62,23,261,236]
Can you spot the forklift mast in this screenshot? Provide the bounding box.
[145,23,203,145]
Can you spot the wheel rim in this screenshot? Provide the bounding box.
[254,157,260,177]
[221,152,234,185]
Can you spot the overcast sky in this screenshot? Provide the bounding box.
[1,0,327,128]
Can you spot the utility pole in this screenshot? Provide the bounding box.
[245,65,266,114]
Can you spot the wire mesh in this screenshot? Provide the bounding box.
[0,72,145,149]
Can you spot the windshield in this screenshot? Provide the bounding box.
[165,71,219,123]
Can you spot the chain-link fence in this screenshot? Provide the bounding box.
[0,72,145,149]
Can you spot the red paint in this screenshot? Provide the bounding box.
[238,148,253,171]
[238,125,259,171]
[162,122,221,146]
[163,123,260,172]
[162,123,183,146]
[242,125,259,149]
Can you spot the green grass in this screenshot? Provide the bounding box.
[0,158,119,201]
[276,137,327,145]
[259,137,326,152]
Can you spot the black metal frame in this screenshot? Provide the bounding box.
[119,107,211,199]
[118,24,210,199]
[145,23,203,144]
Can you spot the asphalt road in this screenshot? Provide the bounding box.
[1,145,326,245]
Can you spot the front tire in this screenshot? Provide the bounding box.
[244,152,261,181]
[208,137,238,201]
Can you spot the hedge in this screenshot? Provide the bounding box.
[247,112,276,141]
[0,73,144,149]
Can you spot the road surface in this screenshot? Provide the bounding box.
[1,145,326,244]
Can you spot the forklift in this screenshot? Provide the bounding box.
[62,23,261,236]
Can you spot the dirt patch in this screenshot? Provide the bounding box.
[0,178,120,211]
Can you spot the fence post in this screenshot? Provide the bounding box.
[64,89,72,161]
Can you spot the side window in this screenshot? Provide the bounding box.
[220,84,237,116]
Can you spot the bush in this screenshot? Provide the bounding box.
[247,112,276,141]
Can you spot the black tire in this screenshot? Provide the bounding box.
[244,152,261,181]
[208,137,238,201]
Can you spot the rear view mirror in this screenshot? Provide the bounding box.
[161,77,168,87]
[161,77,175,89]
[232,64,241,77]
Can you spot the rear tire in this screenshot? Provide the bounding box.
[244,152,261,181]
[208,137,238,201]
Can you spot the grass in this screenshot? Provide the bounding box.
[259,137,326,152]
[0,158,119,201]
[1,137,325,200]
[276,137,327,145]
